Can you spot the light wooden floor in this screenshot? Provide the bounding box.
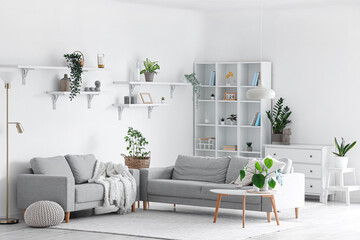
[1,200,360,240]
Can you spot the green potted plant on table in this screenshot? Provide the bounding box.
[333,137,357,169]
[140,58,160,82]
[266,97,292,144]
[240,158,282,192]
[122,127,151,169]
[64,51,84,100]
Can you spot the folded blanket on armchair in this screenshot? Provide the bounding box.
[88,161,136,214]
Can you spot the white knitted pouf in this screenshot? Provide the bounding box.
[24,201,65,227]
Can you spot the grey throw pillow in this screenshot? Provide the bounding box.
[172,155,231,183]
[65,154,97,184]
[30,156,74,179]
[226,156,249,183]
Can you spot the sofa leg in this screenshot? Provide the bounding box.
[138,201,140,208]
[132,203,135,212]
[148,202,150,208]
[92,208,95,215]
[65,212,70,223]
[295,208,299,219]
[267,212,271,222]
[143,201,147,210]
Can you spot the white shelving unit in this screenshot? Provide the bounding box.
[113,81,190,98]
[194,61,272,158]
[46,91,106,110]
[0,65,109,85]
[113,103,169,120]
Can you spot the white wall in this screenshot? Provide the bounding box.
[202,2,360,201]
[0,0,203,216]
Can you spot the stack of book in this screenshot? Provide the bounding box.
[250,112,261,126]
[251,72,260,86]
[209,71,216,86]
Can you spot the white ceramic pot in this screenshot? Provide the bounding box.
[335,156,348,169]
[260,178,269,191]
[230,120,237,125]
[220,121,225,125]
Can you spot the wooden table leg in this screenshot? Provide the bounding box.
[242,195,246,228]
[270,195,280,226]
[267,212,271,222]
[295,207,299,218]
[213,194,223,223]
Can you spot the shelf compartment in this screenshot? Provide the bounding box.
[112,103,169,120]
[46,91,104,110]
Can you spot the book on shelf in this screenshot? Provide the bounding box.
[209,71,216,86]
[251,112,259,126]
[251,72,259,86]
[254,112,261,126]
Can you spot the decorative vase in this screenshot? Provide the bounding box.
[134,61,142,82]
[211,96,215,100]
[144,72,154,82]
[230,120,237,125]
[59,74,70,91]
[335,156,348,169]
[272,133,283,144]
[221,121,225,125]
[97,53,105,68]
[247,146,253,152]
[161,99,165,104]
[260,179,269,191]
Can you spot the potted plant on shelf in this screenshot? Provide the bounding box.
[333,137,357,169]
[211,93,215,100]
[220,118,225,125]
[227,114,237,125]
[246,142,253,152]
[161,97,165,104]
[122,127,151,169]
[266,97,292,144]
[240,158,282,191]
[184,73,200,104]
[140,58,160,82]
[64,52,84,100]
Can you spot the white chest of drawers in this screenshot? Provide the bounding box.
[264,144,334,203]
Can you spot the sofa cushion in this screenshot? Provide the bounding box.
[65,154,97,184]
[30,156,74,179]
[75,183,104,203]
[148,179,205,199]
[226,157,249,183]
[172,155,231,183]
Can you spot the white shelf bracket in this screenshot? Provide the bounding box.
[147,106,154,119]
[129,84,136,96]
[117,106,125,120]
[21,68,30,85]
[170,85,176,98]
[87,94,94,109]
[51,94,59,110]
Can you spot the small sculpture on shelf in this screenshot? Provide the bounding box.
[282,128,292,145]
[59,74,70,92]
[246,142,253,152]
[95,80,101,92]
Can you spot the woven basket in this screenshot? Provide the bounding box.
[122,153,151,169]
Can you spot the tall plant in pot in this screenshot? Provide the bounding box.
[122,127,151,169]
[266,97,292,144]
[333,137,356,169]
[140,58,160,82]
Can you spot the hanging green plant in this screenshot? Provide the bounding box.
[184,73,200,103]
[64,52,84,100]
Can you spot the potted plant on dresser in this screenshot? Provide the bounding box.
[140,58,160,82]
[122,127,151,169]
[266,97,292,144]
[333,137,357,169]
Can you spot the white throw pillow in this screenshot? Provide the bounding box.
[264,155,286,174]
[278,158,293,174]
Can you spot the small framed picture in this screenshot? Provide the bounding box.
[224,92,237,101]
[140,93,153,104]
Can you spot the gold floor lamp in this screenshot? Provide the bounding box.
[0,78,24,224]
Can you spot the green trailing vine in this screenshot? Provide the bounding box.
[184,73,200,102]
[64,53,83,100]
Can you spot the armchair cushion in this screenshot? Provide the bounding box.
[172,155,231,183]
[65,154,97,184]
[30,156,74,179]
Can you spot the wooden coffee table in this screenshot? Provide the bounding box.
[210,189,279,228]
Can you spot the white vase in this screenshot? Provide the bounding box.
[260,180,269,191]
[253,186,259,192]
[230,120,237,125]
[220,121,225,125]
[335,156,348,169]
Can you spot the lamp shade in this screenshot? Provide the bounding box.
[246,79,275,100]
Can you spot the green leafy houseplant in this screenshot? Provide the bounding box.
[227,114,237,122]
[240,158,282,189]
[140,58,160,74]
[124,127,150,159]
[184,73,200,101]
[64,53,83,100]
[266,97,292,134]
[246,142,252,147]
[333,137,356,157]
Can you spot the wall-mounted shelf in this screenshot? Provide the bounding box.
[113,81,190,98]
[113,103,169,120]
[0,65,109,85]
[46,91,104,110]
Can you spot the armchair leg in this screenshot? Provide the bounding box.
[92,208,95,215]
[143,201,147,210]
[138,201,140,208]
[65,212,70,223]
[267,212,271,222]
[295,208,299,218]
[23,209,26,216]
[132,203,136,212]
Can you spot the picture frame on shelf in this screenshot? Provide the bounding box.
[140,93,153,104]
[224,92,237,101]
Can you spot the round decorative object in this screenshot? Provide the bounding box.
[24,201,64,227]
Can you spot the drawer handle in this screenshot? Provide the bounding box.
[310,185,313,188]
[310,170,313,173]
[273,153,277,156]
[310,155,313,158]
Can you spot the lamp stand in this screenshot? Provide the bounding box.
[0,83,19,224]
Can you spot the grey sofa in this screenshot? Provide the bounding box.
[17,154,140,223]
[140,155,304,215]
